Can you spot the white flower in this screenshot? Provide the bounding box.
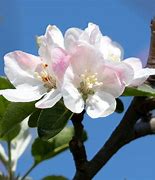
[64,22,123,61]
[62,44,133,118]
[0,25,70,109]
[64,22,155,87]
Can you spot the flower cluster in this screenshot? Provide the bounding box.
[1,23,155,118]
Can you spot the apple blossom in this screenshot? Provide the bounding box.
[0,25,70,109]
[62,44,134,118]
[65,22,155,87]
[1,23,155,118]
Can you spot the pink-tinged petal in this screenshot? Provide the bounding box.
[0,86,46,102]
[35,89,61,109]
[123,57,143,71]
[4,51,42,88]
[38,25,64,64]
[98,66,125,97]
[104,60,134,86]
[86,91,116,118]
[129,68,155,86]
[51,48,70,81]
[62,83,84,113]
[69,44,104,76]
[64,27,83,53]
[5,51,41,71]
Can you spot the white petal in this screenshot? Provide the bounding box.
[38,25,65,66]
[0,86,46,102]
[124,57,143,71]
[4,51,42,88]
[85,22,102,45]
[45,25,64,48]
[129,68,155,86]
[62,83,84,113]
[86,91,116,118]
[64,27,83,53]
[35,89,61,109]
[99,36,123,61]
[124,58,155,86]
[85,23,100,36]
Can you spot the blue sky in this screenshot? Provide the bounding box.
[1,0,155,180]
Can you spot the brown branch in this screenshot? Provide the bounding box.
[147,17,155,84]
[74,97,151,179]
[71,18,155,180]
[69,111,90,180]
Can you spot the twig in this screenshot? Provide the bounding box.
[21,163,38,180]
[8,141,13,180]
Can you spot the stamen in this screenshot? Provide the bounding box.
[34,63,56,90]
[78,70,103,101]
[108,53,120,62]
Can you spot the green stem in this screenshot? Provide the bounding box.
[7,141,13,180]
[21,163,38,180]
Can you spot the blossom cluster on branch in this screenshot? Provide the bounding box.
[1,23,155,118]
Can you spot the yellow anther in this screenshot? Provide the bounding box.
[34,63,56,90]
[79,70,103,100]
[108,53,120,62]
[42,63,48,68]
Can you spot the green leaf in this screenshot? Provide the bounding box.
[123,84,155,97]
[0,96,10,119]
[115,98,124,113]
[32,127,75,163]
[28,109,41,128]
[0,76,22,140]
[0,102,36,138]
[42,176,68,180]
[1,125,21,141]
[0,76,14,89]
[37,102,73,140]
[0,76,14,119]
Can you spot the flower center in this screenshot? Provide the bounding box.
[78,70,103,101]
[35,63,56,90]
[108,52,121,62]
